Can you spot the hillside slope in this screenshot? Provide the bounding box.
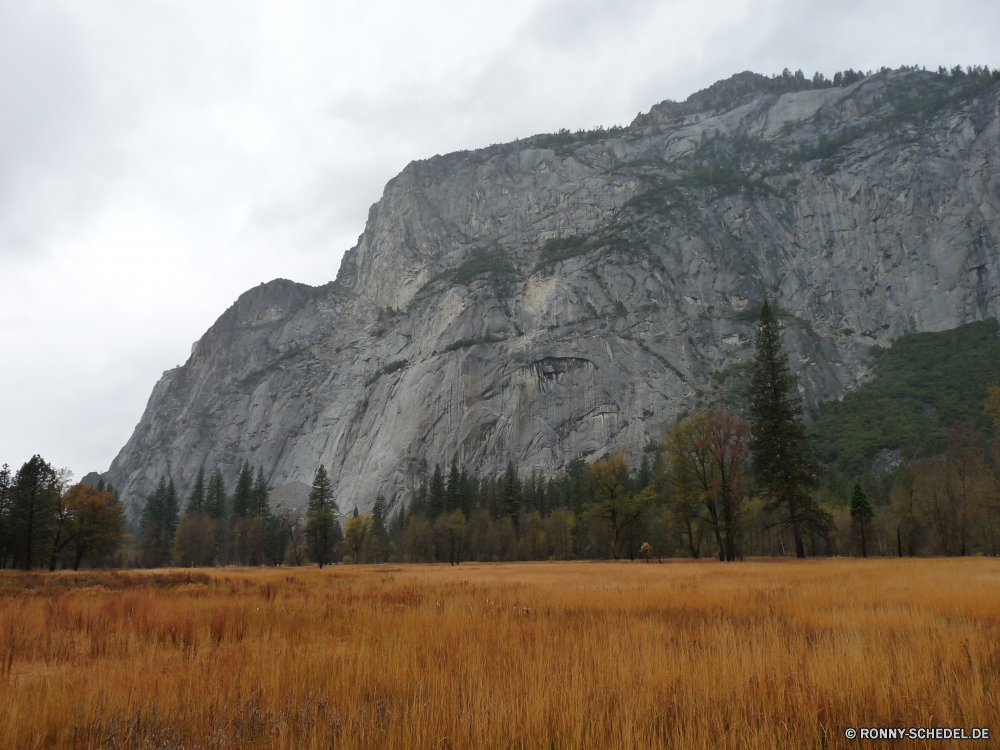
[106,67,1000,514]
[813,319,1000,477]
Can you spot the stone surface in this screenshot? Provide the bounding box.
[104,69,1000,516]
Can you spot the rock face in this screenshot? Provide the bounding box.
[106,69,1000,515]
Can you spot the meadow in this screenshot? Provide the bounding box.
[0,559,997,749]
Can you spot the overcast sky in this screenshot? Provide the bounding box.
[1,0,998,481]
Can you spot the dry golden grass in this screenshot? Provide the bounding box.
[0,559,998,749]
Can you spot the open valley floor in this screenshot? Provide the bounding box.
[1,559,997,749]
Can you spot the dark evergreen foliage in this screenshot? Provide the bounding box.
[428,464,445,519]
[748,301,832,557]
[139,476,179,567]
[206,469,227,519]
[849,483,874,558]
[9,456,58,570]
[252,466,270,518]
[813,320,1000,478]
[306,465,340,568]
[187,468,206,514]
[231,461,254,518]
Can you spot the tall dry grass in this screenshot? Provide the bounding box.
[0,559,997,748]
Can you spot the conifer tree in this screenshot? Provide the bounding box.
[371,494,388,562]
[205,469,227,518]
[10,456,58,570]
[748,301,832,557]
[849,482,874,557]
[188,468,206,514]
[372,495,388,537]
[428,464,446,519]
[139,479,165,566]
[232,461,254,518]
[307,465,339,568]
[410,483,428,519]
[252,466,270,517]
[637,455,652,492]
[446,458,461,513]
[459,469,473,516]
[500,460,521,519]
[164,478,180,545]
[139,476,178,567]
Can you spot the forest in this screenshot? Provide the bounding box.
[6,309,1000,569]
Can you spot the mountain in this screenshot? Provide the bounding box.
[105,66,1000,515]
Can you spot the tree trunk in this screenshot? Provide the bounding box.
[685,518,698,559]
[793,523,806,559]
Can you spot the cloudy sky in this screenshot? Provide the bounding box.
[1,0,997,480]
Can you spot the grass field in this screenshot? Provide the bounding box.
[0,559,998,749]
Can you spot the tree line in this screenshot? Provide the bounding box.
[379,301,832,563]
[0,456,126,570]
[14,299,1000,569]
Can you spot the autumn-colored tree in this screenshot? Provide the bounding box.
[517,509,543,560]
[400,513,434,562]
[172,513,216,567]
[584,454,645,560]
[276,505,307,566]
[49,477,78,571]
[543,507,575,560]
[942,423,991,557]
[345,513,374,563]
[65,484,126,569]
[706,411,749,561]
[444,510,467,564]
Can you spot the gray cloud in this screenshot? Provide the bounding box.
[1,0,997,479]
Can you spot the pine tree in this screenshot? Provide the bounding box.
[164,478,180,550]
[372,495,388,538]
[371,494,388,562]
[232,461,254,518]
[140,476,178,567]
[459,469,473,516]
[500,461,521,519]
[188,468,206,514]
[446,458,461,513]
[308,465,334,514]
[428,464,445,519]
[307,465,339,568]
[637,455,652,492]
[10,456,58,570]
[748,301,832,557]
[252,466,270,517]
[139,481,162,566]
[206,469,227,519]
[410,483,427,519]
[849,482,874,558]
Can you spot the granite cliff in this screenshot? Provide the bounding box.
[105,67,1000,514]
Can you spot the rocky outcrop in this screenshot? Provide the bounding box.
[105,68,1000,515]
